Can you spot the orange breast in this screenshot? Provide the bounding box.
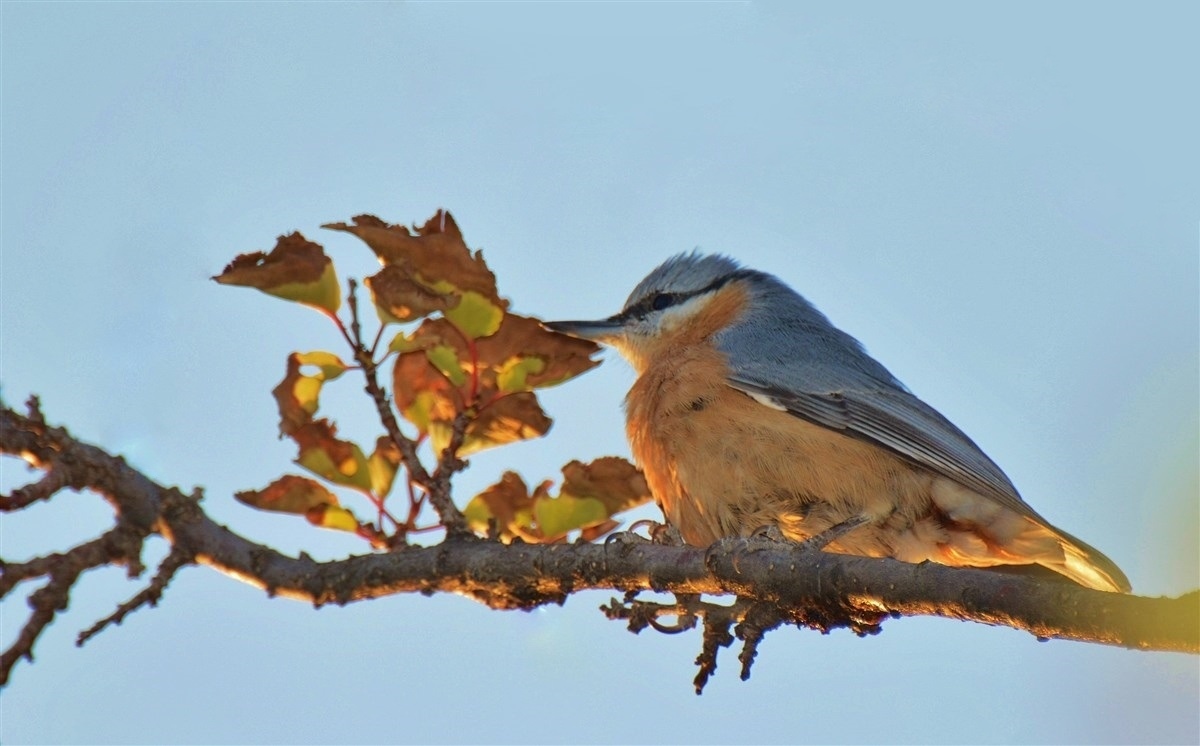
[625,345,935,547]
[620,280,942,549]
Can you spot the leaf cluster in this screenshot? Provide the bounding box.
[213,210,650,546]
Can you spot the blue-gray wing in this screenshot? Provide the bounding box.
[725,372,1041,520]
[713,276,1042,520]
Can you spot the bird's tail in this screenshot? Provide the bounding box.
[929,480,1131,593]
[1041,526,1132,593]
[945,518,1132,593]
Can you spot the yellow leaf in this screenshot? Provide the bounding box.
[402,390,445,436]
[306,503,361,532]
[295,351,348,381]
[293,376,322,415]
[368,437,401,498]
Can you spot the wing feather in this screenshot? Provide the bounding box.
[725,375,1042,521]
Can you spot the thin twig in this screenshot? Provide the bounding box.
[0,467,69,511]
[0,522,150,686]
[76,546,194,646]
[427,409,473,538]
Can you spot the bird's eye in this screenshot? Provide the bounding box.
[650,293,673,311]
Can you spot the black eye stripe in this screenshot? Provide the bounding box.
[620,269,757,321]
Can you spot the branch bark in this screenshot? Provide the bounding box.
[2,399,1196,689]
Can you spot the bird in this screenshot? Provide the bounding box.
[544,252,1131,593]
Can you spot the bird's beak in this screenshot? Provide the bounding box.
[542,317,624,343]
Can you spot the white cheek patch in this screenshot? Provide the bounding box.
[612,291,720,372]
[657,294,711,332]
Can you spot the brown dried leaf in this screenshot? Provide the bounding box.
[579,520,622,543]
[456,314,599,393]
[365,265,452,323]
[391,343,460,436]
[458,392,552,456]
[463,471,539,541]
[235,474,340,515]
[399,313,600,394]
[465,460,647,544]
[323,211,503,305]
[560,456,652,515]
[272,353,319,436]
[213,232,340,314]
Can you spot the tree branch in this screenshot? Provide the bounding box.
[342,279,469,537]
[2,399,1196,690]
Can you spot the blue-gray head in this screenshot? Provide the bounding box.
[543,252,837,372]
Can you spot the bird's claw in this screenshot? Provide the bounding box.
[749,524,788,543]
[650,523,685,546]
[604,530,652,549]
[604,520,685,549]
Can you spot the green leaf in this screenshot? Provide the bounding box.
[387,331,423,354]
[443,290,504,340]
[426,344,467,387]
[293,422,373,491]
[495,356,546,393]
[533,494,609,541]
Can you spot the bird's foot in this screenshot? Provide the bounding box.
[703,526,788,566]
[725,525,792,555]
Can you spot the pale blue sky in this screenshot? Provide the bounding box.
[2,2,1197,744]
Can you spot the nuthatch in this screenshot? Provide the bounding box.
[546,253,1130,593]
